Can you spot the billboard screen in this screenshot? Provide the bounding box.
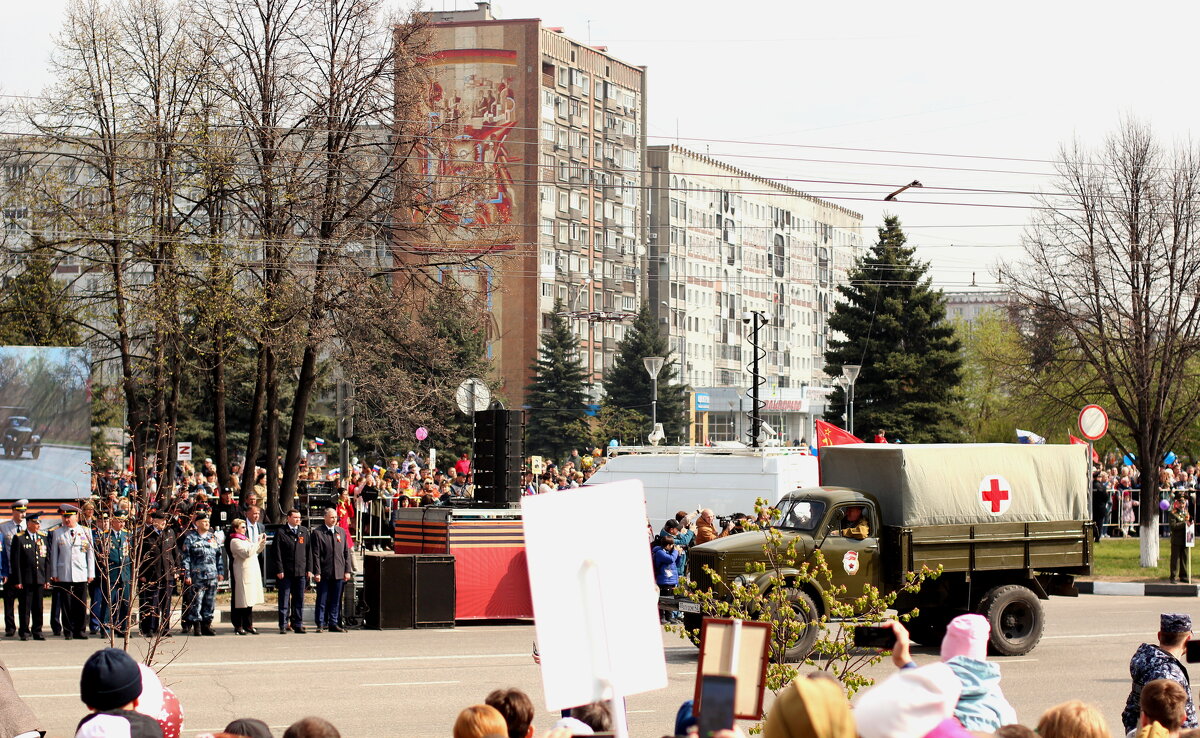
[0,346,90,500]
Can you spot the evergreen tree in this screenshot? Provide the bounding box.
[0,253,81,346]
[602,302,687,443]
[824,216,963,442]
[525,299,590,460]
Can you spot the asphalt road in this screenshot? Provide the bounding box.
[2,594,1182,737]
[0,444,90,499]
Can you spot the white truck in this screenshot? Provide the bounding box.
[584,446,820,526]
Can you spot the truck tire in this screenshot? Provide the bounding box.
[777,589,820,662]
[978,584,1044,656]
[30,446,39,459]
[682,612,703,646]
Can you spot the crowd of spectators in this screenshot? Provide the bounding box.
[2,610,1194,736]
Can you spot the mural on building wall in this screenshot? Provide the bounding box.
[416,48,520,248]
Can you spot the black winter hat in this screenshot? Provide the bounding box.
[80,648,143,710]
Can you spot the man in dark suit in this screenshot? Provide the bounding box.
[270,509,310,634]
[7,513,48,640]
[138,511,179,638]
[310,507,352,632]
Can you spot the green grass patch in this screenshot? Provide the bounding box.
[1091,537,1181,581]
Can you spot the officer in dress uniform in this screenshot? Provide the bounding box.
[0,500,27,638]
[87,512,109,634]
[180,513,225,636]
[7,513,48,640]
[98,511,133,637]
[48,504,95,640]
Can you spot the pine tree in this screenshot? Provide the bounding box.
[525,299,591,460]
[824,216,963,442]
[602,302,687,443]
[0,253,81,346]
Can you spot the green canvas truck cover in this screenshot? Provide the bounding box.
[819,443,1090,527]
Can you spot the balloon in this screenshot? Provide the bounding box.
[135,663,184,738]
[1160,499,1171,511]
[415,427,428,441]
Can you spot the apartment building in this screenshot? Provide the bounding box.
[944,290,1013,322]
[647,145,863,444]
[416,2,647,405]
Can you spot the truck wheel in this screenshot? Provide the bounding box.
[682,612,703,646]
[30,446,39,459]
[776,589,820,662]
[978,584,1044,656]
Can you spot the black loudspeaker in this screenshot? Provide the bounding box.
[363,553,456,629]
[473,408,524,507]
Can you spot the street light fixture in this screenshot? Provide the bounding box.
[643,356,665,430]
[842,364,861,437]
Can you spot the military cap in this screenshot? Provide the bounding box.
[25,512,41,522]
[98,511,110,520]
[59,503,80,515]
[111,510,127,520]
[10,499,27,511]
[149,511,169,521]
[193,512,209,521]
[1161,613,1192,633]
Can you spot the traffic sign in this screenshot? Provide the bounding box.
[177,442,192,461]
[1078,404,1109,441]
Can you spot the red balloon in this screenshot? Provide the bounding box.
[158,687,184,738]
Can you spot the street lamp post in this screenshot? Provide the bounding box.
[842,364,861,437]
[643,356,665,429]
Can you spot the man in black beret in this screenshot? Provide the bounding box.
[1122,613,1197,733]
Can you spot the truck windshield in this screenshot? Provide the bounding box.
[779,499,825,531]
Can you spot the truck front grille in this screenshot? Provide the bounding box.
[688,550,722,592]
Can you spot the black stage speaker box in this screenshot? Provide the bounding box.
[363,553,456,629]
[473,408,525,507]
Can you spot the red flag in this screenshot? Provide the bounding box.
[1069,435,1100,464]
[815,419,864,448]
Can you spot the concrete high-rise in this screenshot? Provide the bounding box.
[647,145,863,445]
[411,2,647,406]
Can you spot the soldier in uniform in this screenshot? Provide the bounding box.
[1122,613,1198,733]
[180,513,225,636]
[47,504,95,640]
[1169,494,1192,583]
[7,513,48,640]
[87,512,110,634]
[98,511,133,638]
[139,510,179,638]
[0,499,27,638]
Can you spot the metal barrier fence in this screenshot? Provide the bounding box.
[1097,487,1193,538]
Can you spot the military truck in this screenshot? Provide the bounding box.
[0,408,42,459]
[660,443,1092,657]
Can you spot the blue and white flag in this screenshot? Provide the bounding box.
[1016,429,1046,444]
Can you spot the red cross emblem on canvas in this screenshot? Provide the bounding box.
[979,475,1011,515]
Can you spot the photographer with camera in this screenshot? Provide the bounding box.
[694,509,734,545]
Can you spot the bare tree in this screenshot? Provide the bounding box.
[1001,119,1200,566]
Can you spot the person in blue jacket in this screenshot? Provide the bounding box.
[652,535,680,624]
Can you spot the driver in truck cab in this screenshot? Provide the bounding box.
[838,506,869,540]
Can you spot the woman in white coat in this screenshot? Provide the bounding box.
[229,518,267,635]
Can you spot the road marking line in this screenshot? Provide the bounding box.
[627,710,657,714]
[360,680,461,686]
[997,658,1038,662]
[1042,632,1143,640]
[8,652,530,673]
[19,693,78,698]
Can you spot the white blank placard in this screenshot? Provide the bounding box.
[522,480,668,710]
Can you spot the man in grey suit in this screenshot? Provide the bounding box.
[48,504,95,640]
[0,499,27,637]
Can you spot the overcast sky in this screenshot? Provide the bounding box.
[4,0,1199,288]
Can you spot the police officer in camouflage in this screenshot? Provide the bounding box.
[1122,613,1197,733]
[180,513,225,636]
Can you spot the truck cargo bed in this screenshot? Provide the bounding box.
[887,520,1092,577]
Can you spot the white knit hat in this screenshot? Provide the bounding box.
[853,663,962,738]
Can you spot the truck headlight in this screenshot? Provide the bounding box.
[732,574,751,589]
[30,435,40,443]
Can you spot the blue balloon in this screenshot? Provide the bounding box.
[608,439,619,448]
[1164,451,1178,465]
[1123,454,1136,467]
